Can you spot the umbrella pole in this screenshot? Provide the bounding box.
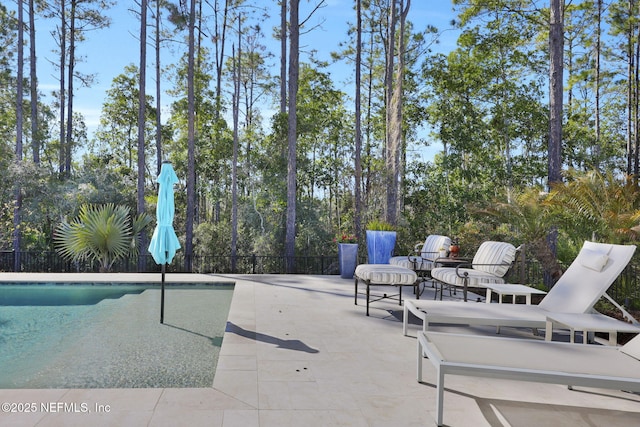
[160,263,165,324]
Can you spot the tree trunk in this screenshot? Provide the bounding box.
[138,0,148,271]
[14,0,25,271]
[548,0,564,279]
[231,18,241,273]
[364,28,374,210]
[65,0,76,177]
[632,18,640,177]
[548,0,563,186]
[185,0,197,272]
[213,0,229,121]
[280,0,287,114]
[385,0,409,226]
[384,0,397,224]
[594,0,602,169]
[627,0,634,176]
[285,0,299,273]
[58,0,66,177]
[354,0,362,239]
[528,238,564,285]
[29,0,39,164]
[155,0,162,174]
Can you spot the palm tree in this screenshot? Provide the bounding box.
[478,187,564,283]
[54,203,152,272]
[481,171,640,287]
[546,170,640,244]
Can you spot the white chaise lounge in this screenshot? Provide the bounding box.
[417,330,640,426]
[403,241,636,337]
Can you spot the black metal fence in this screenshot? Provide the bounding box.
[2,250,639,310]
[0,251,340,275]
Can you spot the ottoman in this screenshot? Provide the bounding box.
[354,264,419,316]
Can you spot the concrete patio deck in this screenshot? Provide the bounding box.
[1,273,639,426]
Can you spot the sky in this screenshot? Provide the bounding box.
[11,1,461,161]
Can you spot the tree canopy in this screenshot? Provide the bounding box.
[3,0,640,278]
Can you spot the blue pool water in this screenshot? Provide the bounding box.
[0,284,148,306]
[0,282,234,389]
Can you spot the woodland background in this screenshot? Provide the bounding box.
[2,0,640,305]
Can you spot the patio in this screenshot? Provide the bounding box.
[1,273,639,426]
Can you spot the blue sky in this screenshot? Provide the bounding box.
[14,1,460,160]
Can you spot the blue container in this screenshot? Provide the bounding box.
[338,243,358,279]
[366,230,397,264]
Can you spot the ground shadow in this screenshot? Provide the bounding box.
[225,321,319,354]
[211,274,354,300]
[418,380,640,426]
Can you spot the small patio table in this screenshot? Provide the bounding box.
[484,283,547,305]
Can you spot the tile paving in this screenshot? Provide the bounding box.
[1,273,639,426]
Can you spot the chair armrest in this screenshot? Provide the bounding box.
[454,262,513,278]
[454,263,473,278]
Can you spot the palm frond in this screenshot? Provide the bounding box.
[53,203,143,272]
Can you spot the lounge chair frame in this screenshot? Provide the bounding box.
[403,241,636,337]
[417,331,640,426]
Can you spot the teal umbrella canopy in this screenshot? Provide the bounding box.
[148,162,181,265]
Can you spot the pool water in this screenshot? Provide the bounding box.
[0,283,234,389]
[0,284,148,306]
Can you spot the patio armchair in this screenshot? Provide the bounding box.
[431,241,518,301]
[389,234,451,280]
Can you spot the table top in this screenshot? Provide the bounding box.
[486,283,547,295]
[546,312,640,332]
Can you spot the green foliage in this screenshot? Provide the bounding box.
[93,64,157,173]
[475,187,551,242]
[54,204,152,272]
[546,170,640,244]
[365,219,395,231]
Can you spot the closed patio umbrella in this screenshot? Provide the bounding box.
[148,161,181,324]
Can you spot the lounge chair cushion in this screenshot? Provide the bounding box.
[471,241,517,277]
[354,264,417,285]
[431,267,506,288]
[389,235,451,271]
[580,248,609,272]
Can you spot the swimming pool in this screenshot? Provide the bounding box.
[0,282,234,389]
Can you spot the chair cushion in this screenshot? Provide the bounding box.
[431,267,506,287]
[355,264,417,285]
[389,234,451,271]
[472,241,517,277]
[389,255,435,271]
[420,235,452,258]
[580,248,610,272]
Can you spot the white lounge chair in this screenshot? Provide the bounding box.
[431,240,518,301]
[417,330,640,426]
[403,241,636,337]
